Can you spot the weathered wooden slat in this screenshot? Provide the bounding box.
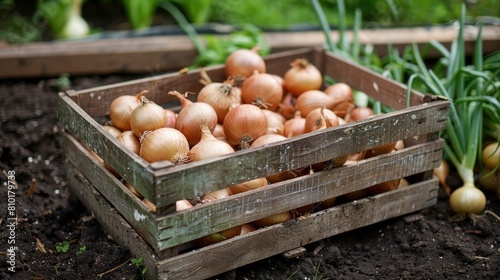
[62,132,159,248]
[153,139,444,250]
[66,157,439,280]
[152,100,448,213]
[1,25,498,78]
[156,179,439,280]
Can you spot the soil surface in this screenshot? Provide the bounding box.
[0,75,499,280]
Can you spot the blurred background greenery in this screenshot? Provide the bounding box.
[0,0,498,44]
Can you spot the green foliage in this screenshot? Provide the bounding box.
[76,244,86,256]
[209,0,499,29]
[0,13,42,44]
[37,0,73,38]
[122,0,159,29]
[131,257,147,279]
[56,240,70,253]
[171,0,213,25]
[192,24,270,68]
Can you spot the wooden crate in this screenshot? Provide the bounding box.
[58,48,450,279]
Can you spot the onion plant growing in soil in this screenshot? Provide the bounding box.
[403,6,500,218]
[313,0,500,219]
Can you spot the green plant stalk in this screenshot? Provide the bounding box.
[351,9,362,62]
[158,0,205,54]
[336,0,347,51]
[122,0,158,29]
[311,0,336,53]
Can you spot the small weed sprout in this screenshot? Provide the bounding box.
[56,240,70,253]
[76,245,86,256]
[131,257,147,279]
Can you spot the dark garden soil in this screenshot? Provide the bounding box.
[0,75,499,280]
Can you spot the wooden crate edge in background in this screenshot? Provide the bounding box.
[1,25,499,79]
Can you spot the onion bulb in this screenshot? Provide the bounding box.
[59,0,89,39]
[212,123,226,141]
[169,91,218,147]
[130,96,167,137]
[188,121,235,162]
[241,72,283,111]
[364,142,398,158]
[324,83,355,118]
[197,79,241,123]
[176,199,194,211]
[319,197,337,210]
[201,187,232,203]
[278,92,297,120]
[479,170,500,194]
[223,104,268,149]
[449,182,486,214]
[295,90,343,118]
[102,125,122,137]
[194,224,242,248]
[139,128,189,165]
[164,109,177,128]
[368,178,401,195]
[228,177,268,195]
[116,131,140,155]
[342,189,370,202]
[240,223,257,235]
[109,90,146,131]
[482,142,500,170]
[262,109,285,135]
[346,107,374,123]
[225,47,266,81]
[252,211,292,228]
[304,107,339,133]
[433,159,451,196]
[284,58,322,96]
[251,134,287,148]
[283,112,306,138]
[324,83,353,102]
